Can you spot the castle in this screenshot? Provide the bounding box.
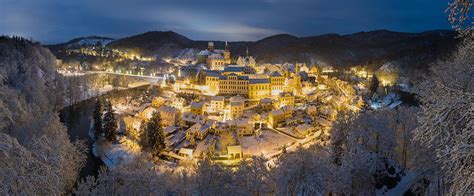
[182,42,303,101]
[196,42,231,70]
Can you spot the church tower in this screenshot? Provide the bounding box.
[224,41,231,64]
[294,62,303,96]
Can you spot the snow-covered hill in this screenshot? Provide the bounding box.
[67,36,114,48]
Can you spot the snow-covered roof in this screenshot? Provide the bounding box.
[182,112,206,123]
[270,71,283,77]
[200,120,215,133]
[230,95,244,103]
[210,96,225,102]
[270,109,285,116]
[213,49,225,54]
[204,70,221,77]
[249,78,270,84]
[295,124,312,132]
[208,53,224,60]
[191,101,206,109]
[230,101,244,107]
[179,148,193,156]
[260,98,273,103]
[279,92,294,97]
[142,107,158,119]
[187,123,203,133]
[164,126,178,135]
[158,105,179,114]
[197,50,211,56]
[281,105,294,112]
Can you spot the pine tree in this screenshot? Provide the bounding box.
[92,99,103,139]
[103,100,117,143]
[140,111,165,156]
[369,75,379,94]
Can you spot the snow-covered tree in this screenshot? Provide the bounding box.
[391,106,420,169]
[447,0,473,36]
[369,75,380,94]
[412,37,473,194]
[234,156,272,195]
[0,37,85,194]
[102,100,117,142]
[92,98,103,139]
[75,155,174,195]
[271,145,332,195]
[140,111,165,156]
[192,158,235,195]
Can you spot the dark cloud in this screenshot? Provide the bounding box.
[0,0,452,44]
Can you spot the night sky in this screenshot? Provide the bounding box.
[0,0,453,44]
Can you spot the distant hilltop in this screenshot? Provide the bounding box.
[47,29,458,71]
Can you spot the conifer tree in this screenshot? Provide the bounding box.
[369,75,379,94]
[140,111,165,156]
[103,100,117,142]
[92,99,103,139]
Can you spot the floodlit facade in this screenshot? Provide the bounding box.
[269,105,294,128]
[198,42,232,70]
[219,74,249,96]
[157,105,181,127]
[278,92,295,107]
[191,101,207,116]
[209,96,225,113]
[229,96,245,119]
[248,78,271,100]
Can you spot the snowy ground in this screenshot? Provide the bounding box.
[376,171,416,195]
[93,137,141,168]
[240,129,296,158]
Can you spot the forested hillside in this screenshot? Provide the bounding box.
[0,37,85,194]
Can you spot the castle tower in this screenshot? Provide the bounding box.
[208,42,214,52]
[224,41,231,64]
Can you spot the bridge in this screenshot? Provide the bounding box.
[61,71,174,85]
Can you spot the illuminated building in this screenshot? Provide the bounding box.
[227,145,243,159]
[269,71,285,95]
[229,96,245,119]
[191,101,207,115]
[178,148,193,160]
[223,41,231,64]
[169,97,186,110]
[228,118,253,137]
[248,78,271,100]
[209,96,225,113]
[278,92,295,107]
[207,53,226,70]
[182,112,207,126]
[268,105,294,128]
[157,105,181,127]
[259,98,274,111]
[204,71,221,95]
[197,42,232,70]
[300,63,309,73]
[185,122,210,141]
[219,74,249,96]
[179,64,202,82]
[236,47,256,68]
[293,63,303,96]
